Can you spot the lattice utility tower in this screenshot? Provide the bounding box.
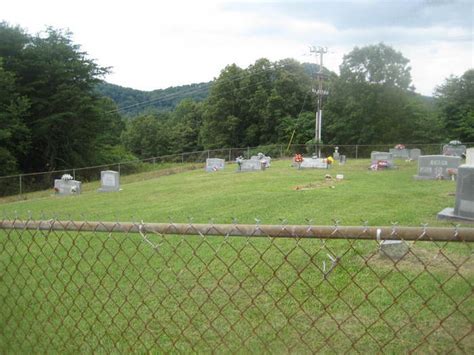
[310,46,328,157]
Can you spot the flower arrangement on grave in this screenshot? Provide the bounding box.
[61,174,73,181]
[370,160,389,171]
[447,168,458,180]
[326,156,335,165]
[294,154,303,163]
[394,144,405,150]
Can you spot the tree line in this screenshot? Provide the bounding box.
[1,22,472,175]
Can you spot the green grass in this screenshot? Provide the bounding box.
[0,159,472,353]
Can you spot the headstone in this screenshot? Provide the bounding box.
[98,170,120,192]
[54,174,81,195]
[443,143,466,157]
[389,148,410,159]
[370,152,394,167]
[333,147,340,161]
[238,159,263,172]
[414,155,461,180]
[466,148,474,165]
[339,155,346,165]
[437,165,474,222]
[379,240,409,260]
[205,158,225,172]
[409,148,421,161]
[251,153,271,167]
[299,158,328,169]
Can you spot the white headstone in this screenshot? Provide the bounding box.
[98,170,120,192]
[205,158,225,172]
[414,155,461,180]
[466,148,474,166]
[299,158,328,169]
[54,179,82,195]
[409,148,421,161]
[379,240,409,260]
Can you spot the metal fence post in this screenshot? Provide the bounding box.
[229,148,232,161]
[19,174,22,198]
[181,153,184,163]
[280,145,283,158]
[72,169,76,180]
[355,145,359,159]
[207,150,210,159]
[118,163,121,174]
[247,147,250,159]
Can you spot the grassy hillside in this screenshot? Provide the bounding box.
[0,159,464,226]
[0,159,471,353]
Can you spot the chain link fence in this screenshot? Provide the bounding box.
[0,218,472,353]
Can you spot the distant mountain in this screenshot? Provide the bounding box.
[97,81,211,117]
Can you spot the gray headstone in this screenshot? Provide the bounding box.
[98,170,120,192]
[339,155,346,165]
[466,148,474,165]
[239,159,263,172]
[54,179,81,195]
[370,152,394,167]
[333,147,340,160]
[389,148,410,159]
[414,155,461,180]
[409,148,421,161]
[205,158,225,172]
[250,154,271,167]
[443,144,466,157]
[379,240,409,260]
[299,158,328,169]
[438,165,474,222]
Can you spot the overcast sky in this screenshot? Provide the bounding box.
[2,0,472,96]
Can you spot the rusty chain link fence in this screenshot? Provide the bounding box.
[0,218,473,353]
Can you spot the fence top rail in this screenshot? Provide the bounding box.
[1,220,473,242]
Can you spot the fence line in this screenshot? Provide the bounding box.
[2,219,473,242]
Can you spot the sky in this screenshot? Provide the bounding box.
[1,0,472,96]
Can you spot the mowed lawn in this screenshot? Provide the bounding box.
[0,159,472,353]
[0,159,465,226]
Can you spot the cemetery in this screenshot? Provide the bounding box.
[370,151,394,170]
[54,174,82,195]
[98,170,121,192]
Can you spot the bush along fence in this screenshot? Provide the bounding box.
[0,218,472,353]
[1,142,472,199]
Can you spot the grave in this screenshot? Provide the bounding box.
[413,155,461,180]
[370,152,394,168]
[466,148,474,165]
[409,148,421,161]
[54,174,81,195]
[237,159,263,172]
[299,158,328,169]
[205,158,225,172]
[250,153,271,167]
[379,240,409,260]
[443,141,466,157]
[389,148,410,159]
[98,170,120,192]
[438,165,474,222]
[333,147,340,161]
[339,155,346,165]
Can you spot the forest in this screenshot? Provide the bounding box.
[1,22,473,175]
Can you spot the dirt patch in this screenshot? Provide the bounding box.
[363,244,474,275]
[294,176,345,191]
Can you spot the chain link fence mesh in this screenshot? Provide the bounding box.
[0,218,472,353]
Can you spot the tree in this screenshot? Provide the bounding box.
[324,44,440,144]
[435,69,474,142]
[340,43,413,90]
[0,23,126,172]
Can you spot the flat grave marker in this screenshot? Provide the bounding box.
[299,158,328,169]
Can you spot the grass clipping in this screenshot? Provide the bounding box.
[294,174,345,191]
